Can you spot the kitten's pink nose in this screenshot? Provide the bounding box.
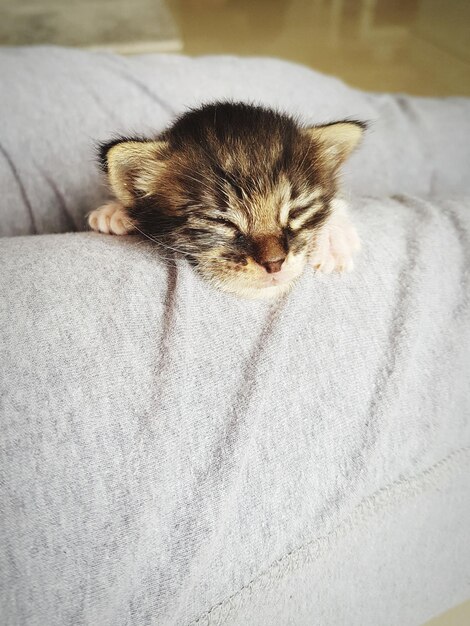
[262,258,285,274]
[254,235,287,273]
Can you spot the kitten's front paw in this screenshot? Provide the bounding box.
[88,202,133,235]
[309,214,361,274]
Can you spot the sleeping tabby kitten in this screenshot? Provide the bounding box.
[89,102,364,298]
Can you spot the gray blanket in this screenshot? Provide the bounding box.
[1,48,470,626]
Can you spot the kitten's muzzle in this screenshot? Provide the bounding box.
[262,258,285,274]
[254,235,287,274]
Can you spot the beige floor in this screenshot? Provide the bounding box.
[166,0,470,97]
[424,601,470,626]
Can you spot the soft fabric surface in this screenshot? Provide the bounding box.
[1,48,470,626]
[2,196,470,625]
[1,47,470,237]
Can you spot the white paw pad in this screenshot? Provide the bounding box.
[309,216,361,274]
[88,202,133,235]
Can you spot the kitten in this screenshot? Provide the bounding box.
[88,102,364,299]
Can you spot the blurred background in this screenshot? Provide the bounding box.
[1,0,469,96]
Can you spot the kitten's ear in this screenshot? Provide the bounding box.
[99,138,168,205]
[303,121,365,170]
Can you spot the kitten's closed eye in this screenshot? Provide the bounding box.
[204,215,239,229]
[289,201,322,220]
[234,232,248,246]
[92,102,365,299]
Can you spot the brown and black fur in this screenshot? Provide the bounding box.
[91,102,365,297]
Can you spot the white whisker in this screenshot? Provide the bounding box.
[129,222,191,257]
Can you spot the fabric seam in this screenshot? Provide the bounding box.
[190,446,470,625]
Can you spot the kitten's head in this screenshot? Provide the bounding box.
[100,103,364,298]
